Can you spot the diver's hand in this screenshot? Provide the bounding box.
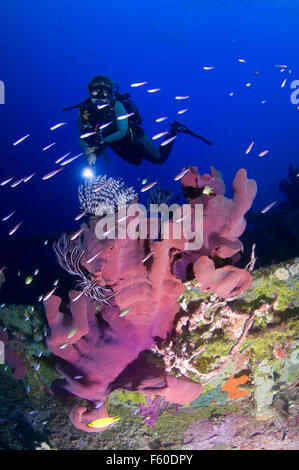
[87,152,97,166]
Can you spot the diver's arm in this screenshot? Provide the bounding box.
[103,101,128,144]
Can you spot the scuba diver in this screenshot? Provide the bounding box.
[63,75,212,166]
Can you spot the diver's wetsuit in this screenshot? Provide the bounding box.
[77,98,177,165]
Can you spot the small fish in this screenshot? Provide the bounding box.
[70,226,85,241]
[261,100,267,104]
[152,131,168,140]
[261,201,277,214]
[281,78,287,88]
[229,92,234,96]
[72,289,87,302]
[155,117,168,122]
[174,168,190,181]
[26,385,30,393]
[1,177,14,186]
[24,315,29,322]
[175,95,189,100]
[4,365,8,372]
[59,343,68,349]
[60,153,83,166]
[50,122,66,131]
[44,239,48,245]
[178,108,188,114]
[53,279,59,286]
[37,352,43,358]
[23,172,36,182]
[275,64,287,68]
[11,178,24,188]
[253,71,259,75]
[245,141,254,154]
[95,402,103,409]
[161,135,177,146]
[25,276,33,285]
[80,131,97,139]
[74,375,84,380]
[117,113,134,120]
[8,221,23,236]
[141,178,148,185]
[42,168,63,180]
[93,183,108,193]
[246,82,252,87]
[1,211,15,221]
[66,327,78,339]
[118,307,132,317]
[142,252,154,263]
[97,103,109,110]
[130,81,147,87]
[43,286,57,302]
[202,185,214,195]
[147,88,160,93]
[34,363,40,371]
[86,251,101,264]
[174,213,189,223]
[74,211,86,221]
[238,58,246,62]
[38,295,43,302]
[13,134,30,146]
[42,142,56,151]
[55,152,72,164]
[258,150,269,157]
[203,66,214,70]
[140,181,158,192]
[87,416,120,429]
[18,269,21,276]
[99,121,112,130]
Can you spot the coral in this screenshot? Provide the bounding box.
[43,167,256,432]
[221,372,251,400]
[275,267,289,280]
[137,396,178,430]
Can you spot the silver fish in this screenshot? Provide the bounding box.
[50,122,66,130]
[13,134,30,146]
[140,181,158,192]
[42,168,63,180]
[261,201,277,214]
[42,142,56,151]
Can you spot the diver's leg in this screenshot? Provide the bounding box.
[135,132,177,164]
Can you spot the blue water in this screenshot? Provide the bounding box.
[0,0,298,238]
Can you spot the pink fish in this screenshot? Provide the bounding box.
[42,168,63,180]
[258,150,269,157]
[152,131,168,140]
[1,177,14,186]
[161,135,177,147]
[10,178,24,188]
[74,211,86,221]
[86,251,102,264]
[60,153,83,166]
[93,183,108,193]
[1,211,15,222]
[140,181,158,193]
[261,201,277,214]
[43,286,57,302]
[55,152,72,164]
[8,221,23,236]
[23,173,36,182]
[70,226,86,241]
[174,167,190,181]
[245,141,254,154]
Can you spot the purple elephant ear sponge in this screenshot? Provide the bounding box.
[43,167,257,432]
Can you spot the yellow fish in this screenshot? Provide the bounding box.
[25,276,33,285]
[87,416,120,428]
[202,185,214,195]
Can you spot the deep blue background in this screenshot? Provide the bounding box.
[0,0,298,238]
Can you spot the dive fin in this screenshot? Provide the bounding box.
[170,121,213,146]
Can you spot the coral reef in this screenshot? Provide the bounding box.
[43,166,256,432]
